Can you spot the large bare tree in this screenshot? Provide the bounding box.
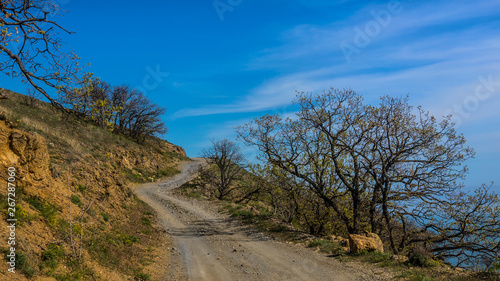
[201,139,246,200]
[236,88,499,267]
[0,0,81,109]
[237,89,374,235]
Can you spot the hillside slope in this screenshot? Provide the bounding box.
[0,88,187,280]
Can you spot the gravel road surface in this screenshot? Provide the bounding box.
[135,158,389,281]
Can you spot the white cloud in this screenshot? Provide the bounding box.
[173,0,500,123]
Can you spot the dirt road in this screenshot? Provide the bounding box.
[135,159,389,281]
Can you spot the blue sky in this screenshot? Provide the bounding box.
[2,0,500,189]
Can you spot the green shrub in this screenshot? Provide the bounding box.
[307,239,341,253]
[77,184,87,193]
[366,251,391,263]
[113,233,140,246]
[408,272,433,281]
[25,197,44,212]
[101,213,109,222]
[70,195,83,207]
[41,244,65,270]
[408,246,433,267]
[232,209,255,220]
[41,203,59,226]
[16,251,35,277]
[141,217,151,226]
[14,205,30,223]
[86,208,96,216]
[492,259,500,272]
[135,272,151,280]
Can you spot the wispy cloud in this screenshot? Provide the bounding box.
[173,0,500,122]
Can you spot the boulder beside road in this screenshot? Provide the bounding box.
[348,232,384,253]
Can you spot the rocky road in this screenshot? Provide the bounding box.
[135,158,389,281]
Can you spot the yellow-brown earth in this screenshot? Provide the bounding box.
[0,89,187,280]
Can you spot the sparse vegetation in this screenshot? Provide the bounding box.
[1,4,498,277]
[86,199,162,277]
[141,216,152,226]
[25,196,44,212]
[77,184,87,193]
[101,212,110,222]
[135,272,152,280]
[41,244,65,271]
[186,183,499,280]
[0,90,185,280]
[70,194,83,207]
[307,239,342,254]
[15,251,36,278]
[41,202,60,227]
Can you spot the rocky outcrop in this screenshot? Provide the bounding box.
[330,235,349,246]
[330,235,350,252]
[0,122,18,165]
[348,232,384,253]
[164,141,186,157]
[0,120,50,183]
[391,255,409,263]
[10,131,50,180]
[0,88,8,100]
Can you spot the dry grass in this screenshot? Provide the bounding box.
[0,88,184,280]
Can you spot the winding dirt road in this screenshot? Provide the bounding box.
[135,159,389,281]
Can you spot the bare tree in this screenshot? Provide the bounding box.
[109,84,133,130]
[60,72,94,117]
[87,79,114,129]
[251,164,301,223]
[0,0,82,109]
[237,89,371,235]
[201,139,246,200]
[22,87,40,108]
[358,96,474,253]
[125,92,167,143]
[236,89,476,248]
[405,184,500,270]
[60,76,168,140]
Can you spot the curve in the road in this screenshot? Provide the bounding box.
[135,159,387,281]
